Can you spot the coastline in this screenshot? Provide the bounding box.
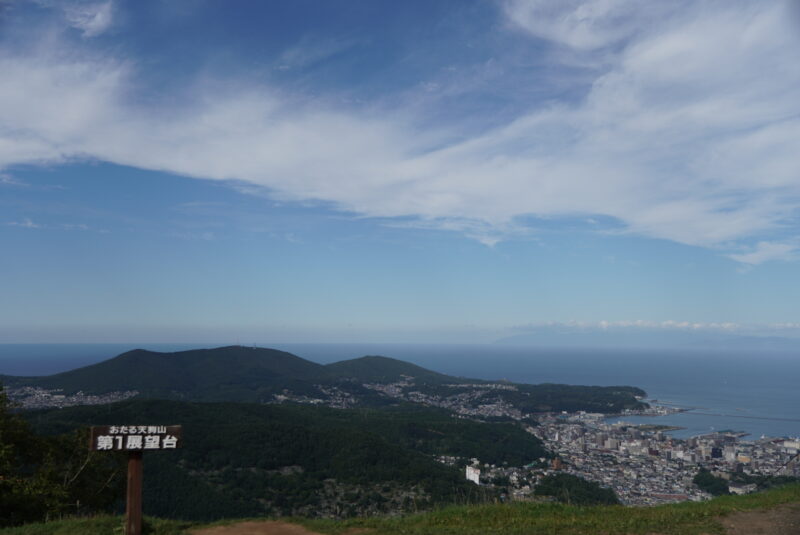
[3,343,799,440]
[605,405,800,441]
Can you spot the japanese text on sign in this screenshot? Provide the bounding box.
[90,425,182,451]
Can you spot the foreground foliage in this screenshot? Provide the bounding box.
[3,483,799,535]
[26,399,546,520]
[0,386,124,528]
[0,515,191,535]
[301,482,800,535]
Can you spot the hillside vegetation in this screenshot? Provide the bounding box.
[2,347,330,400]
[2,484,799,535]
[325,355,454,384]
[533,473,620,506]
[304,484,800,535]
[2,345,647,413]
[0,387,124,527]
[25,399,547,520]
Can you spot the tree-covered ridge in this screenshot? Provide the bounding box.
[24,399,548,520]
[2,348,460,399]
[2,346,327,399]
[325,355,459,384]
[2,346,648,414]
[411,382,646,414]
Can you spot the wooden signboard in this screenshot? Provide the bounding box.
[90,425,182,535]
[90,425,182,451]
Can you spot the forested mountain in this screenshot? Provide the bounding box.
[1,347,456,398]
[326,355,456,383]
[2,346,646,414]
[2,346,328,400]
[25,399,547,520]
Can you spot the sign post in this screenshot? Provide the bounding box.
[90,425,182,535]
[126,451,143,535]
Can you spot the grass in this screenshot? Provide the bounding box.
[0,515,194,535]
[2,484,799,535]
[299,483,800,535]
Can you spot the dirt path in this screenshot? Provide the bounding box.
[189,521,326,535]
[719,503,800,535]
[189,521,368,535]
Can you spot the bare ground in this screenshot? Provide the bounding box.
[189,521,324,535]
[190,505,800,535]
[189,521,368,535]
[719,503,800,535]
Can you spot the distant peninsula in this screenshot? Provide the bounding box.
[1,345,648,416]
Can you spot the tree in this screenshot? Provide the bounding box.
[0,383,51,525]
[693,469,729,496]
[0,384,124,527]
[534,473,620,506]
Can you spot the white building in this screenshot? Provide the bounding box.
[465,465,481,485]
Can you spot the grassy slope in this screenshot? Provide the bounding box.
[0,516,191,535]
[304,484,800,535]
[4,484,800,535]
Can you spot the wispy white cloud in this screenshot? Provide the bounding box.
[772,322,800,330]
[502,0,671,50]
[728,241,797,265]
[30,0,114,37]
[0,172,25,185]
[5,219,97,231]
[61,223,90,231]
[1,1,798,264]
[514,319,742,332]
[167,230,216,242]
[276,36,358,71]
[64,1,114,37]
[512,319,800,338]
[7,218,42,228]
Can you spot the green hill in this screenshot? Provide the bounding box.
[25,399,546,520]
[3,349,457,396]
[2,346,647,413]
[325,355,458,383]
[4,346,329,400]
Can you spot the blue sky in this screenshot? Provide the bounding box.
[1,0,800,344]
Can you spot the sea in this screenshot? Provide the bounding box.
[1,343,798,441]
